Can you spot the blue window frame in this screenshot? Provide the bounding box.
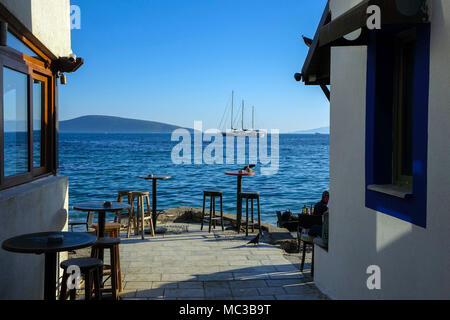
[365,24,430,228]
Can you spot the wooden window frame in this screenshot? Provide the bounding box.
[0,31,55,191]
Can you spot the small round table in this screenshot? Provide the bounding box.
[225,170,255,233]
[2,231,97,300]
[138,175,171,229]
[72,201,131,283]
[72,202,131,239]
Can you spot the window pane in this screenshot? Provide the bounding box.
[3,67,29,177]
[7,31,44,61]
[401,42,415,176]
[33,80,44,168]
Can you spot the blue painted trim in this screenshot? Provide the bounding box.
[365,24,430,228]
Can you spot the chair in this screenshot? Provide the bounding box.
[69,211,94,232]
[59,257,103,300]
[201,190,224,233]
[296,214,322,277]
[240,191,261,236]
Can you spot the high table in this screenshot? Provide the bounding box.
[225,170,255,233]
[72,201,131,283]
[2,231,97,300]
[138,175,171,230]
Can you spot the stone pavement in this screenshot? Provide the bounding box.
[115,223,327,300]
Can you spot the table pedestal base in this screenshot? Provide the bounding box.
[44,252,57,301]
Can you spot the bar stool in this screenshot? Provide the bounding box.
[240,191,261,236]
[91,237,122,300]
[201,190,224,233]
[59,257,103,300]
[129,191,155,239]
[92,222,121,238]
[115,190,133,226]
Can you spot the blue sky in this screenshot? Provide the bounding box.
[60,0,329,133]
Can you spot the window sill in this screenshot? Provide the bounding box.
[313,237,328,252]
[367,184,412,199]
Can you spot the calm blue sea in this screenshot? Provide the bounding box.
[60,133,329,227]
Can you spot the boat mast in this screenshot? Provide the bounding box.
[252,106,255,130]
[242,100,244,130]
[231,90,234,130]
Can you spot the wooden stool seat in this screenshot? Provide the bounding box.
[117,190,133,196]
[91,237,122,300]
[240,191,260,199]
[201,190,224,233]
[92,222,121,238]
[130,191,150,196]
[94,237,121,247]
[59,258,103,300]
[204,190,223,196]
[240,191,261,236]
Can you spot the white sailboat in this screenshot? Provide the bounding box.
[221,91,266,137]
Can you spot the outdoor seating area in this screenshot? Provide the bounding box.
[70,222,327,300]
[2,169,327,300]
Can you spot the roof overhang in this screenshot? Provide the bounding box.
[297,0,432,90]
[0,2,84,74]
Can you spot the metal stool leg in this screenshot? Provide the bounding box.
[212,196,216,229]
[220,195,224,231]
[201,193,206,230]
[140,196,145,240]
[59,272,69,300]
[257,196,261,235]
[94,267,102,300]
[111,246,118,300]
[145,195,155,237]
[251,199,255,233]
[246,198,249,237]
[208,196,213,233]
[84,270,92,300]
[300,241,307,272]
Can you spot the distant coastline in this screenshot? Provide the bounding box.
[60,115,190,134]
[292,126,330,134]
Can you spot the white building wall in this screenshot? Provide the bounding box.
[0,177,69,300]
[0,0,73,300]
[314,0,450,299]
[0,0,72,57]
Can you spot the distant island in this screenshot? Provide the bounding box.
[60,115,189,133]
[293,126,329,134]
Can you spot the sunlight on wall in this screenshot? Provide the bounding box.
[375,213,413,252]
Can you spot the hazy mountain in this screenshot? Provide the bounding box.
[60,115,188,133]
[293,126,330,134]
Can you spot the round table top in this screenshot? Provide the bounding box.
[2,231,97,254]
[139,175,172,180]
[73,201,131,212]
[225,170,256,177]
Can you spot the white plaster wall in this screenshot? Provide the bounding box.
[0,0,72,57]
[0,176,69,300]
[314,0,450,299]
